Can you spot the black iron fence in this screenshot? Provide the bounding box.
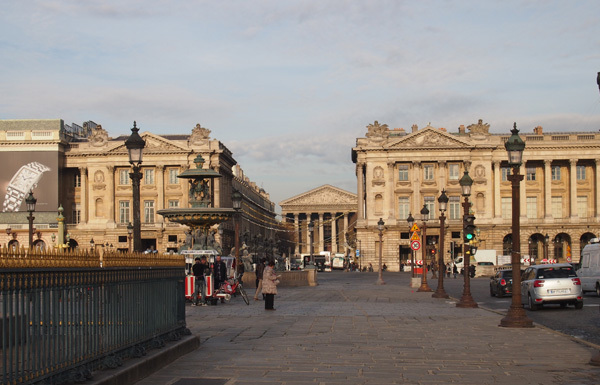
[1,247,186,385]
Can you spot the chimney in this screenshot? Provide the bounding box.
[458,125,466,134]
[411,124,418,133]
[534,126,543,135]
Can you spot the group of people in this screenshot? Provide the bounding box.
[191,255,281,310]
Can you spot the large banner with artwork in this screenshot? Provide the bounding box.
[0,151,59,213]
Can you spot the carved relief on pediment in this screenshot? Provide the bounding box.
[89,125,109,147]
[189,123,211,146]
[284,187,357,206]
[398,131,459,148]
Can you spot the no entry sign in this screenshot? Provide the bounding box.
[411,240,421,251]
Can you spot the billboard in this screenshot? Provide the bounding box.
[0,151,59,213]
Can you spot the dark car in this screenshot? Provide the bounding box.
[489,268,514,297]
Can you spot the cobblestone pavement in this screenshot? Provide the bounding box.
[134,272,600,385]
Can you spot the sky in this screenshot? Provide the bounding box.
[2,0,600,214]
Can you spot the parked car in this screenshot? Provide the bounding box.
[489,268,514,297]
[521,263,583,311]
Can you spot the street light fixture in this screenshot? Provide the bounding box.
[417,205,432,292]
[376,218,385,285]
[125,121,146,253]
[127,222,134,252]
[456,169,478,308]
[500,123,533,328]
[407,213,415,278]
[433,189,449,299]
[90,238,95,253]
[25,190,37,249]
[543,233,549,264]
[232,190,243,275]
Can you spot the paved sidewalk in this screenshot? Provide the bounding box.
[134,272,600,385]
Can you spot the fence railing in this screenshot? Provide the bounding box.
[1,247,187,385]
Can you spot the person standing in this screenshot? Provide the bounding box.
[262,260,280,310]
[453,264,458,279]
[191,256,209,306]
[254,258,266,301]
[213,255,228,294]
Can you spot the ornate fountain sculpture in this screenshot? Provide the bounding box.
[157,154,234,253]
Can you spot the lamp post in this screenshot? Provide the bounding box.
[376,218,385,285]
[125,121,146,253]
[232,190,242,273]
[127,222,133,252]
[90,238,95,253]
[25,191,37,249]
[407,213,415,278]
[308,221,314,264]
[543,233,549,264]
[417,205,432,292]
[500,123,533,327]
[456,170,478,308]
[433,189,449,299]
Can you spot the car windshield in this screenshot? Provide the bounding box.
[501,271,512,278]
[536,267,576,279]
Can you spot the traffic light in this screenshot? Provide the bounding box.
[463,214,476,243]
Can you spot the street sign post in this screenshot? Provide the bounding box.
[411,240,421,251]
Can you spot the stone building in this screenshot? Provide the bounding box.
[0,119,277,255]
[280,185,357,257]
[352,120,600,272]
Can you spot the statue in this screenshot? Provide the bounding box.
[193,229,206,250]
[241,242,253,271]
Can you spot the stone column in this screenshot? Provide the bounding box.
[331,213,337,253]
[438,160,447,192]
[294,213,299,255]
[319,213,324,253]
[412,161,421,215]
[520,160,527,219]
[106,166,115,223]
[387,162,395,220]
[357,163,365,222]
[157,165,165,223]
[493,161,501,218]
[79,167,88,223]
[544,160,552,218]
[343,213,349,254]
[182,164,190,208]
[570,159,578,219]
[596,160,600,218]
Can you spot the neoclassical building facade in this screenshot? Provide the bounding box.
[0,119,277,255]
[352,120,600,272]
[280,185,357,257]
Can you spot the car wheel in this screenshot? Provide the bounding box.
[496,290,504,298]
[596,284,600,297]
[575,301,583,309]
[528,295,539,311]
[490,286,495,297]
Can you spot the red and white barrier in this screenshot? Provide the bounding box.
[185,276,195,299]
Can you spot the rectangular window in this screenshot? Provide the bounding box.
[119,169,130,185]
[501,197,512,219]
[398,197,410,220]
[144,169,154,185]
[423,165,434,181]
[551,166,561,181]
[144,200,155,223]
[72,204,81,224]
[448,164,459,180]
[449,196,460,220]
[168,200,179,208]
[119,201,130,224]
[398,165,409,181]
[577,196,588,218]
[424,196,435,220]
[501,167,510,182]
[526,196,537,219]
[551,196,563,218]
[577,165,586,180]
[74,173,81,188]
[526,167,536,181]
[168,168,179,184]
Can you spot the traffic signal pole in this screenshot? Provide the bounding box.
[456,197,478,308]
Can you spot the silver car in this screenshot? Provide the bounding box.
[521,263,583,311]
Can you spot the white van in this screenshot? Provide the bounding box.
[576,239,600,296]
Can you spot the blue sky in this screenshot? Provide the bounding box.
[2,0,600,212]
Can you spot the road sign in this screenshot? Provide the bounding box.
[411,240,421,251]
[410,232,420,241]
[356,249,360,257]
[411,224,420,233]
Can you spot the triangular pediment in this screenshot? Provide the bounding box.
[387,126,472,149]
[106,132,189,154]
[280,185,357,207]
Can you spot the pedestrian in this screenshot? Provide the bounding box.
[191,256,209,306]
[453,264,458,279]
[446,263,452,278]
[213,255,228,298]
[262,259,281,310]
[254,257,266,301]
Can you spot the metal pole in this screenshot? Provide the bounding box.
[377,227,385,285]
[456,196,478,308]
[28,211,35,249]
[130,165,143,252]
[433,212,449,298]
[417,222,432,292]
[500,166,533,327]
[235,211,240,273]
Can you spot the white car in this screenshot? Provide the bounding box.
[521,263,583,311]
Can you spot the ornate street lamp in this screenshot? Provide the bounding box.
[376,218,385,285]
[543,233,549,264]
[433,189,449,299]
[125,121,146,252]
[500,123,533,327]
[90,238,95,253]
[407,213,415,278]
[456,169,478,308]
[418,205,432,292]
[127,222,134,252]
[25,190,36,249]
[232,190,243,274]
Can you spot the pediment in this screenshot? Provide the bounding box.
[106,132,188,154]
[280,185,357,207]
[387,127,472,149]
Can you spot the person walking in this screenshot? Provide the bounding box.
[262,260,281,310]
[191,256,209,306]
[254,258,266,301]
[453,264,458,279]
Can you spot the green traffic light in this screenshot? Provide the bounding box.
[465,233,474,240]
